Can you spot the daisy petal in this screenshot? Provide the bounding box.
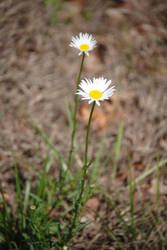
[76,77,116,106]
[69,33,97,56]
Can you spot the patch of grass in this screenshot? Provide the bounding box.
[1,119,167,249]
[98,187,167,249]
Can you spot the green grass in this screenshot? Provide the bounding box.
[1,113,167,250]
[1,117,167,249]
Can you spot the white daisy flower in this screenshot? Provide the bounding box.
[69,32,97,56]
[77,77,116,106]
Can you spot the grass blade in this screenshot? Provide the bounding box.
[65,97,73,131]
[15,164,23,211]
[90,131,106,184]
[156,157,160,207]
[0,184,10,221]
[37,150,54,199]
[23,178,31,214]
[112,122,123,177]
[128,159,167,187]
[129,157,136,238]
[30,121,66,166]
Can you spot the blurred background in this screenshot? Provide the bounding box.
[0,0,167,248]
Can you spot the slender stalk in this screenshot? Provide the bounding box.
[65,102,96,242]
[78,101,96,204]
[129,156,136,238]
[156,158,160,207]
[68,53,85,168]
[84,101,96,167]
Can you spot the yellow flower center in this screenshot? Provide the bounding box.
[79,44,90,51]
[89,90,103,99]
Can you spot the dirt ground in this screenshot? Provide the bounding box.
[0,0,167,249]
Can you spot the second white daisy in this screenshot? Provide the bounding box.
[77,77,116,106]
[69,33,96,56]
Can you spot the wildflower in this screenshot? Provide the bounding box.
[63,246,68,250]
[77,77,116,106]
[69,32,96,56]
[30,205,36,210]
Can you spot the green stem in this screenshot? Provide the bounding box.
[84,101,96,167]
[68,53,85,168]
[78,101,96,206]
[65,102,96,242]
